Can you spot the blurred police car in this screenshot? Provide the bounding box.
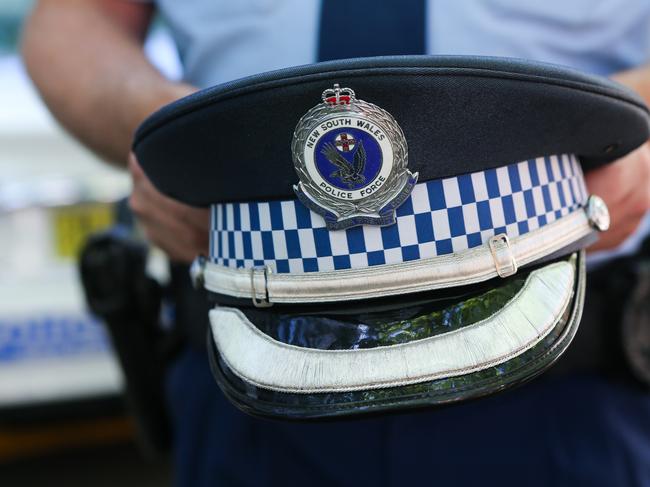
[0,54,129,413]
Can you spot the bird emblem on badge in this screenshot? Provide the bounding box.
[321,138,367,189]
[292,84,417,230]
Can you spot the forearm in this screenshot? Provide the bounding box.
[22,0,195,166]
[613,65,650,108]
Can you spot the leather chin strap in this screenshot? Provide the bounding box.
[200,200,601,305]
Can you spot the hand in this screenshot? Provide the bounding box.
[128,153,209,263]
[585,143,650,252]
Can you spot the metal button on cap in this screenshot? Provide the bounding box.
[190,255,207,289]
[586,195,610,232]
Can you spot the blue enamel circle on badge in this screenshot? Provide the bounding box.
[314,127,383,191]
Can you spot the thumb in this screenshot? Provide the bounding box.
[128,151,145,180]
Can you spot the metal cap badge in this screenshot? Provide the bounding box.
[292,84,417,230]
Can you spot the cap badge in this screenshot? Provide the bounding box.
[292,84,417,230]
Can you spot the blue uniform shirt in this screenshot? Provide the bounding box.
[149,1,650,485]
[155,0,650,82]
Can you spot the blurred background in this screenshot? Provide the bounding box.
[0,1,179,485]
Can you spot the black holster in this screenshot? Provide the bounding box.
[79,226,178,456]
[555,237,650,388]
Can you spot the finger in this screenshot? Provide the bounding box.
[131,190,209,244]
[584,159,633,205]
[143,227,196,262]
[179,205,211,230]
[129,152,187,216]
[129,183,210,251]
[589,218,642,252]
[138,216,208,263]
[128,151,145,180]
[135,209,209,253]
[130,162,210,231]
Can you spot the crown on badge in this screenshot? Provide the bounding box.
[322,84,356,105]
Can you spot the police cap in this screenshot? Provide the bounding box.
[133,55,650,419]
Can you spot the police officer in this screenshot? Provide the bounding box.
[23,1,650,485]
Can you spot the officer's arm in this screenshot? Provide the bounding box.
[22,0,195,166]
[22,0,207,262]
[614,66,650,104]
[584,68,650,252]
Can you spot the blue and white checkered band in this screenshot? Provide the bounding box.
[210,155,588,274]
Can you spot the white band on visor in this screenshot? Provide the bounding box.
[209,260,576,393]
[203,205,596,303]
